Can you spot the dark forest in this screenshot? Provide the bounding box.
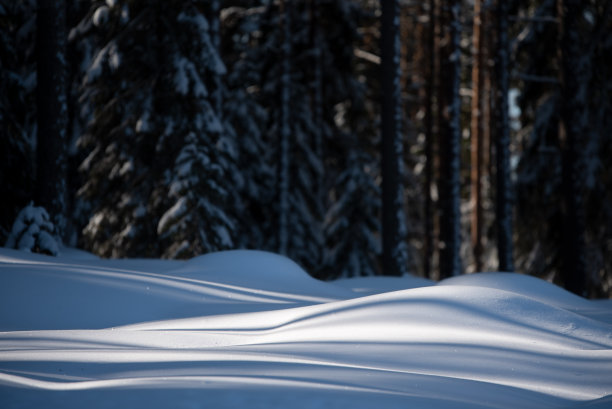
[1,0,611,297]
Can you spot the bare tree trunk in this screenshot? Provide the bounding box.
[423,0,436,279]
[438,0,462,279]
[36,0,68,239]
[558,0,588,296]
[494,0,514,272]
[381,0,409,276]
[482,5,492,197]
[470,0,484,272]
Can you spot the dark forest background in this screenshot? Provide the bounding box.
[1,0,611,297]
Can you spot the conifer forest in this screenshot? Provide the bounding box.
[1,0,611,297]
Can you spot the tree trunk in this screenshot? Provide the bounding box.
[482,8,492,197]
[278,0,292,256]
[423,0,436,279]
[558,0,588,296]
[36,0,68,239]
[470,0,484,272]
[381,0,408,276]
[438,0,462,279]
[494,0,514,272]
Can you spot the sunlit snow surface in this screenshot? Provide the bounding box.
[1,248,611,409]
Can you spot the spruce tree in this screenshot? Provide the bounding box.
[325,147,380,279]
[221,3,275,250]
[74,0,235,258]
[0,0,36,240]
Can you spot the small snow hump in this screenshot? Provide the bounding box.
[5,202,60,256]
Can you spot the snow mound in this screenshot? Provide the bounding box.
[439,272,591,309]
[439,273,612,325]
[127,284,612,351]
[1,249,612,409]
[0,248,350,331]
[169,250,355,301]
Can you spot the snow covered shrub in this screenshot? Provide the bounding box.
[5,203,60,256]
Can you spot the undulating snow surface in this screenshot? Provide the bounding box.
[1,248,611,408]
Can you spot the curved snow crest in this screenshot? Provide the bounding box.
[125,285,612,350]
[170,249,356,301]
[438,272,593,310]
[439,272,612,325]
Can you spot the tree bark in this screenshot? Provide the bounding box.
[438,0,462,279]
[558,0,588,296]
[381,0,408,276]
[36,0,68,239]
[470,0,484,272]
[494,0,514,272]
[423,0,436,279]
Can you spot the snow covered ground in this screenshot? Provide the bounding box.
[1,248,611,409]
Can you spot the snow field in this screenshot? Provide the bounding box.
[1,248,611,408]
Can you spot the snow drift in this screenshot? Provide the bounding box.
[1,247,611,409]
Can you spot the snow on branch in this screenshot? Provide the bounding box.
[5,203,60,256]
